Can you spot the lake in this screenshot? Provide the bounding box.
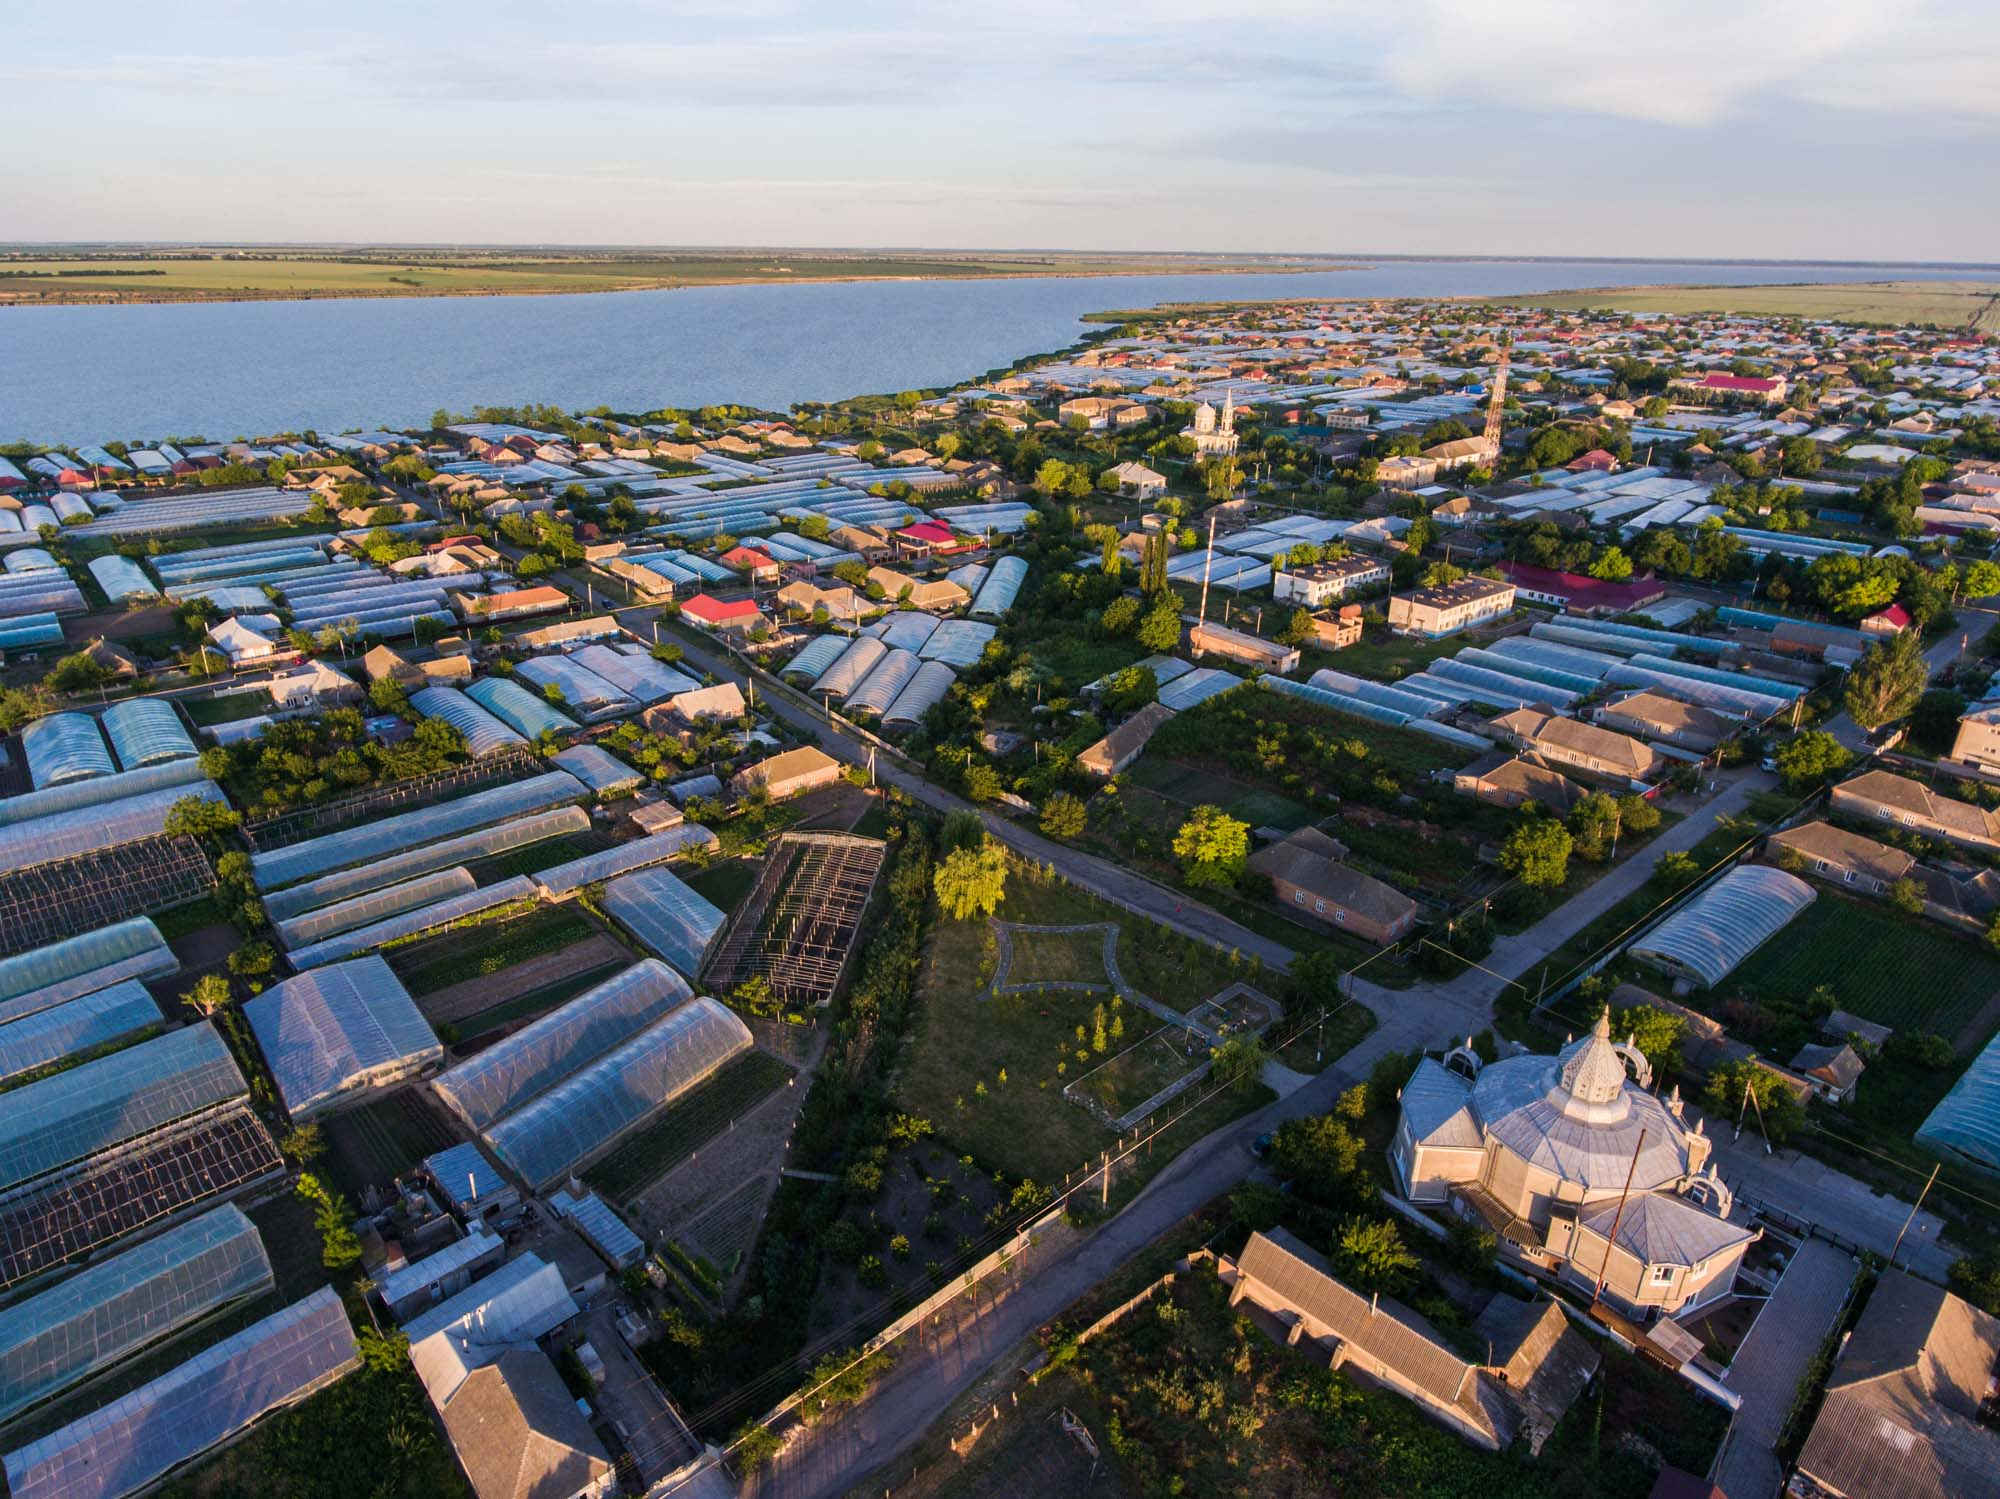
[0,258,1983,445]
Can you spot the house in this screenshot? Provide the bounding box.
[679,593,770,635]
[1673,373,1788,404]
[718,545,781,584]
[1788,1041,1865,1104]
[1860,602,1912,636]
[1311,605,1365,650]
[1489,707,1663,783]
[727,745,842,801]
[829,525,893,562]
[774,580,869,624]
[206,617,281,667]
[1181,393,1239,457]
[1594,689,1729,754]
[454,586,569,623]
[1058,395,1149,430]
[1765,821,1914,894]
[865,567,968,612]
[1387,576,1515,637]
[1246,826,1418,944]
[1105,461,1167,499]
[1273,555,1390,607]
[1454,754,1586,814]
[1791,1271,2000,1499]
[1393,1011,1755,1320]
[1077,701,1176,777]
[1377,454,1440,490]
[1822,1009,1894,1051]
[893,521,960,561]
[1188,621,1300,675]
[1830,769,2000,857]
[362,643,472,689]
[1606,983,1754,1073]
[656,682,747,725]
[436,1349,613,1499]
[1496,561,1668,617]
[1566,449,1617,473]
[1950,703,2000,771]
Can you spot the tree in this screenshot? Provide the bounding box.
[1842,631,1926,730]
[1200,456,1242,501]
[1949,1253,2000,1319]
[1269,1114,1368,1206]
[1420,560,1465,588]
[1135,597,1182,654]
[1172,805,1249,889]
[367,675,409,714]
[1568,792,1621,862]
[1039,792,1087,839]
[279,1124,325,1164]
[1209,1035,1268,1092]
[1772,730,1853,792]
[1277,607,1314,648]
[933,839,1008,921]
[1500,817,1572,888]
[1616,792,1660,834]
[1588,546,1634,582]
[1100,594,1140,637]
[43,652,112,694]
[1962,559,2000,600]
[187,974,233,1015]
[1702,1058,1806,1144]
[1333,1216,1418,1293]
[1613,1003,1686,1075]
[163,794,243,841]
[1909,687,1966,754]
[1887,877,1926,916]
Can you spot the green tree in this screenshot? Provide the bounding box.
[1201,456,1242,501]
[1887,877,1926,916]
[1135,597,1183,654]
[1499,817,1572,888]
[1209,1035,1269,1092]
[1039,792,1087,839]
[163,794,243,841]
[1962,560,2000,600]
[1420,560,1465,588]
[1100,594,1140,636]
[1269,1115,1368,1206]
[1277,607,1314,648]
[1568,792,1622,862]
[933,840,1008,920]
[1172,804,1250,889]
[1616,792,1661,834]
[1773,730,1853,792]
[187,973,233,1015]
[1702,1058,1806,1144]
[1333,1216,1419,1293]
[43,652,113,694]
[1613,1003,1686,1075]
[1588,546,1634,582]
[1842,631,1926,730]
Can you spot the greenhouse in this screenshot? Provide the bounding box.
[602,867,727,979]
[0,758,205,828]
[0,617,64,651]
[0,780,231,878]
[918,619,996,667]
[463,676,575,739]
[1628,866,1817,989]
[98,699,197,771]
[532,825,717,900]
[868,612,939,653]
[512,655,632,718]
[20,714,113,790]
[1432,657,1583,708]
[568,643,700,704]
[0,981,162,1087]
[1602,662,1787,722]
[1915,1029,2000,1175]
[259,806,590,921]
[1,1286,358,1499]
[249,771,584,890]
[243,956,442,1121]
[780,634,850,683]
[0,1023,247,1194]
[409,686,527,759]
[483,998,753,1187]
[845,648,921,717]
[1305,669,1445,719]
[881,661,957,730]
[970,555,1029,618]
[1157,667,1244,713]
[548,1189,645,1270]
[432,960,694,1130]
[0,919,176,1014]
[0,1203,272,1424]
[810,636,887,698]
[551,744,644,796]
[286,876,539,970]
[1489,635,1623,680]
[1262,675,1414,727]
[274,868,477,951]
[1454,647,1601,697]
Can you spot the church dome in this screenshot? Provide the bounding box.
[1557,1009,1635,1114]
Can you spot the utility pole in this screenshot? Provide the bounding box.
[1589,1129,1648,1311]
[1196,512,1218,626]
[1890,1162,1940,1268]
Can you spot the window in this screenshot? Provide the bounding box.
[1650,1264,1676,1286]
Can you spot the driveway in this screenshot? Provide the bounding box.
[1710,1238,1856,1499]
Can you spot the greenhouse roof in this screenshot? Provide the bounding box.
[433,960,693,1130]
[882,661,956,729]
[0,780,231,878]
[0,918,174,1009]
[20,714,113,791]
[568,643,700,704]
[243,956,442,1121]
[811,636,886,697]
[0,981,162,1087]
[463,676,575,740]
[97,699,196,773]
[285,876,538,970]
[867,612,939,653]
[0,757,206,829]
[259,806,588,922]
[1915,1029,2000,1174]
[969,555,1028,618]
[1628,866,1816,989]
[780,635,849,682]
[483,998,752,1187]
[601,868,726,979]
[423,1141,512,1217]
[273,867,477,952]
[918,619,996,668]
[551,744,644,795]
[0,1023,247,1194]
[409,686,526,760]
[845,648,921,716]
[548,1189,644,1269]
[250,771,584,890]
[532,824,716,900]
[512,656,631,717]
[2,1287,357,1499]
[0,1203,272,1425]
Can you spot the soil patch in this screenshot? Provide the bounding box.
[418,934,627,1025]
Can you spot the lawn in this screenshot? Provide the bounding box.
[1126,759,1310,831]
[685,856,757,911]
[1498,279,2000,331]
[1001,925,1112,988]
[1300,628,1466,683]
[182,689,274,726]
[585,1050,795,1202]
[388,905,599,997]
[1270,1001,1376,1075]
[1070,1028,1207,1120]
[1726,891,2000,1039]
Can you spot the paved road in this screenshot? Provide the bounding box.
[1710,1238,1856,1499]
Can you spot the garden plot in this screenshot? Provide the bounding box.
[1185,982,1280,1039]
[1067,1025,1212,1127]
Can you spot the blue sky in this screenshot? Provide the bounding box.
[5,0,1996,260]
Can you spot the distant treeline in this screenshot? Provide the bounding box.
[0,268,169,278]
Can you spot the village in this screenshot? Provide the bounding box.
[0,288,1999,1499]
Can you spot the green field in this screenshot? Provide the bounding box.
[321,1090,461,1200]
[388,906,598,996]
[1496,279,2000,331]
[586,1050,795,1202]
[1727,891,2000,1039]
[0,248,1343,307]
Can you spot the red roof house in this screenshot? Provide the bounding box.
[1497,561,1668,617]
[681,592,770,634]
[718,545,781,581]
[893,520,959,558]
[1861,602,1911,636]
[1566,449,1617,473]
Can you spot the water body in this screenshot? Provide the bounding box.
[0,258,1983,445]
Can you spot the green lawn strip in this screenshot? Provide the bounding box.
[585,1050,795,1203]
[458,834,592,884]
[152,894,229,941]
[453,961,627,1041]
[389,906,598,997]
[684,857,758,910]
[181,690,274,726]
[1271,1003,1375,1074]
[1727,891,2000,1037]
[1003,926,1113,988]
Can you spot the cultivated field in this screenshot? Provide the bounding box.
[322,1088,462,1201]
[1498,279,2000,330]
[1727,892,2000,1039]
[586,1050,795,1202]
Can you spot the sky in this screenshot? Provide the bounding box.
[5,0,1997,261]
